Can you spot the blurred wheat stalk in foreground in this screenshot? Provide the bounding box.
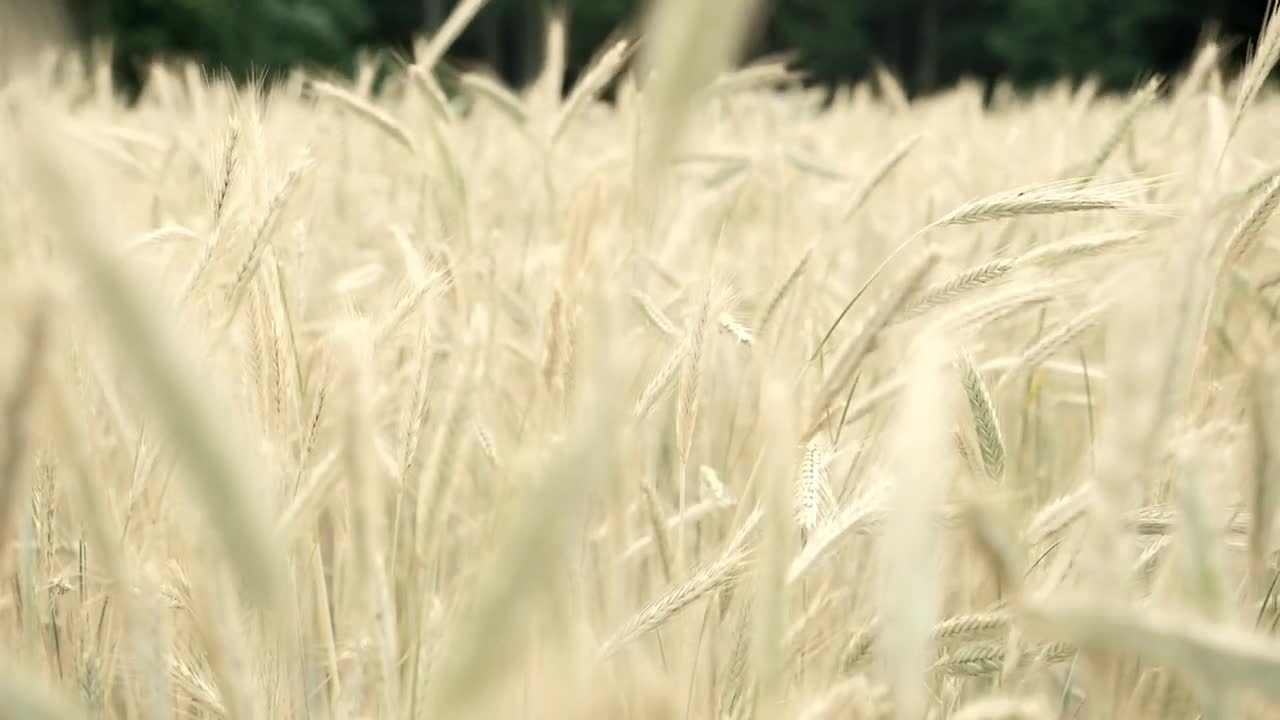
[4,1,1280,718]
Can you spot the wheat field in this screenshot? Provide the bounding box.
[3,2,1280,719]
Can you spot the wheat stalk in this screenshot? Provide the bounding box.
[415,0,491,71]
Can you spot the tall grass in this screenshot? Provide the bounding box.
[3,4,1280,719]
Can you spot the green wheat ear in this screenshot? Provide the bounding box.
[956,350,1006,483]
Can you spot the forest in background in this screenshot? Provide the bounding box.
[61,0,1275,99]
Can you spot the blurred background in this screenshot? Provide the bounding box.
[56,0,1273,99]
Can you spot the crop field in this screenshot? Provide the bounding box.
[3,2,1280,719]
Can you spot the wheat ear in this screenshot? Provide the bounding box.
[795,438,835,537]
[598,509,762,657]
[1225,0,1280,148]
[928,177,1168,229]
[896,258,1017,323]
[957,351,1006,482]
[309,80,415,153]
[844,134,922,218]
[1076,75,1161,179]
[1222,174,1280,266]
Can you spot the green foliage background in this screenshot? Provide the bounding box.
[65,0,1269,98]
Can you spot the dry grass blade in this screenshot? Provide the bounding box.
[1024,597,1280,702]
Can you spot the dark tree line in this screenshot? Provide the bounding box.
[65,0,1273,99]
